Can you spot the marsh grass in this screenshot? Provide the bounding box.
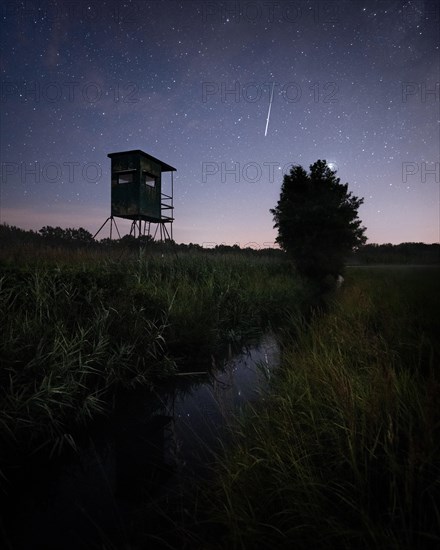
[0,250,309,470]
[204,266,440,549]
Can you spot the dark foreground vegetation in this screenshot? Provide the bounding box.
[1,223,439,549]
[0,224,312,473]
[203,266,440,550]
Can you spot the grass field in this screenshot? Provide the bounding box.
[0,249,312,468]
[2,227,439,548]
[203,266,440,550]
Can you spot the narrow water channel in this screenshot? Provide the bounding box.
[1,333,279,549]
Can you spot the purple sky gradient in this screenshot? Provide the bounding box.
[1,0,439,246]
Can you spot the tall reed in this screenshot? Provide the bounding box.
[205,267,440,549]
[0,251,309,468]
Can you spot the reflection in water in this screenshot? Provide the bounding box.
[165,332,279,473]
[1,333,279,549]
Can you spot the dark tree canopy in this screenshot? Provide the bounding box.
[270,160,367,279]
[39,226,94,243]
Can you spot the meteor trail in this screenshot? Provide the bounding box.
[264,82,275,137]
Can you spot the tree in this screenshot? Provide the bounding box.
[270,160,367,280]
[39,226,94,244]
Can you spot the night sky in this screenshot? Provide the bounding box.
[1,0,439,247]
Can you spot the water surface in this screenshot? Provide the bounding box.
[2,333,279,549]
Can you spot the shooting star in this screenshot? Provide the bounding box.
[264,82,275,137]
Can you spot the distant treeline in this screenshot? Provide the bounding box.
[0,224,282,257]
[0,224,438,263]
[351,242,440,265]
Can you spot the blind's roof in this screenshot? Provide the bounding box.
[108,150,176,172]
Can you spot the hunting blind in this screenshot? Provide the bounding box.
[94,149,176,241]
